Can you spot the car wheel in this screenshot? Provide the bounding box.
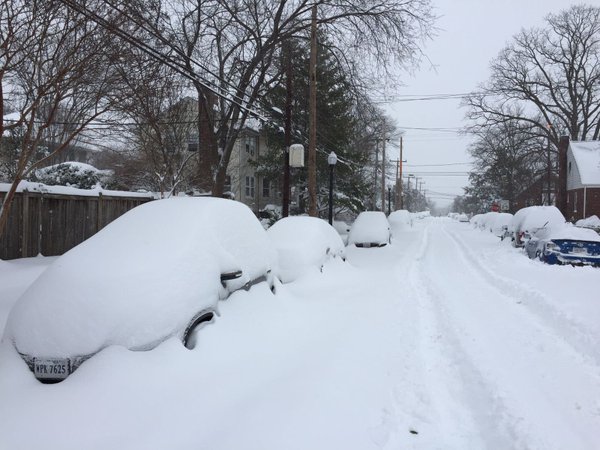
[183,311,215,349]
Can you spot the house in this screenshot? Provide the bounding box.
[557,137,600,221]
[513,173,559,212]
[226,126,281,214]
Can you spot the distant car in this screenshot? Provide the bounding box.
[525,224,600,266]
[348,211,391,248]
[267,216,345,283]
[509,206,565,247]
[3,198,276,383]
[456,213,469,222]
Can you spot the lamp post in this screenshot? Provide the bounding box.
[328,151,337,225]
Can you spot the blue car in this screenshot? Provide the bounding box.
[525,224,600,266]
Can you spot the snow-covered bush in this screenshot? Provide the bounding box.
[33,162,113,189]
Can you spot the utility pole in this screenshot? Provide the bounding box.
[397,136,406,209]
[307,4,318,217]
[381,127,387,212]
[282,39,292,217]
[546,124,552,205]
[373,139,379,209]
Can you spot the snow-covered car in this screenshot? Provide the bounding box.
[456,213,469,222]
[524,223,600,266]
[388,210,412,241]
[347,211,391,248]
[509,206,566,247]
[332,220,351,245]
[491,212,513,238]
[3,197,276,383]
[267,216,345,283]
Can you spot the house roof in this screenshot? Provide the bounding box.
[570,140,600,185]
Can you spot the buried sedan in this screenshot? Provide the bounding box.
[2,197,275,383]
[525,224,600,266]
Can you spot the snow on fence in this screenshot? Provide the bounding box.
[0,184,154,260]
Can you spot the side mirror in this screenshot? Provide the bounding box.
[220,270,242,282]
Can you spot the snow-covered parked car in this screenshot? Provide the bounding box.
[348,211,390,248]
[576,215,600,232]
[332,220,351,245]
[3,197,276,383]
[491,212,513,238]
[509,206,566,247]
[456,213,469,222]
[267,216,345,283]
[524,223,600,266]
[388,209,412,239]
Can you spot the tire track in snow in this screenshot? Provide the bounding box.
[421,220,600,449]
[400,223,518,450]
[443,225,600,367]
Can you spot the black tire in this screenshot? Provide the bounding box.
[182,311,214,349]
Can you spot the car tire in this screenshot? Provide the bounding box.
[182,311,215,349]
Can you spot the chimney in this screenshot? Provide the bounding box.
[557,135,569,218]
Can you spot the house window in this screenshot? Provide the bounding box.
[568,161,572,174]
[245,176,255,197]
[245,137,256,156]
[262,178,271,197]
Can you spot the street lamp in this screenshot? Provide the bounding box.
[328,151,337,225]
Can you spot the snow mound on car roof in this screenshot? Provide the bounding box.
[542,223,600,242]
[267,216,344,283]
[4,197,275,357]
[510,206,565,233]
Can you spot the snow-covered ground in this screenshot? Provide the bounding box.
[1,217,599,449]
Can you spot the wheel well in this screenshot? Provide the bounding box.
[182,311,215,349]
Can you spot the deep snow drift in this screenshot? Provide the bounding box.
[1,217,599,450]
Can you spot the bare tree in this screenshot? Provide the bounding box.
[106,0,434,196]
[466,118,546,212]
[0,1,126,237]
[465,4,600,147]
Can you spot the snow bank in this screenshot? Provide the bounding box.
[3,198,275,357]
[267,216,344,283]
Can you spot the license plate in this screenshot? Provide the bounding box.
[571,247,587,254]
[34,358,69,380]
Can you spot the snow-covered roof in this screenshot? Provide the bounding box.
[569,141,600,186]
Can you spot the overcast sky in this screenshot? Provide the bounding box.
[383,0,591,209]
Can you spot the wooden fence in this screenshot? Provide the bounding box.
[0,189,154,260]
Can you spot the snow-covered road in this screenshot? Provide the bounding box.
[1,217,599,449]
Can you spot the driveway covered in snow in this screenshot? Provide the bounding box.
[1,217,599,449]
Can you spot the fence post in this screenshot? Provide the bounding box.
[97,192,103,232]
[21,189,29,258]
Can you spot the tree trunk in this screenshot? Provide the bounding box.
[0,176,22,239]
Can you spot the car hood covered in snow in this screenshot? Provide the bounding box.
[4,197,275,357]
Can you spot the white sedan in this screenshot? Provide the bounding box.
[267,216,345,283]
[348,211,391,248]
[3,197,276,383]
